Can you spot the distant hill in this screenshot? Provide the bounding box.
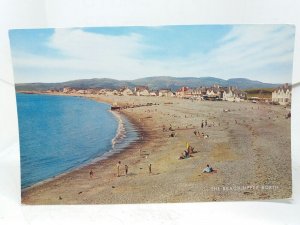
[15,76,280,91]
[15,78,133,91]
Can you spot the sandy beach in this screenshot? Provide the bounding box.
[21,94,292,204]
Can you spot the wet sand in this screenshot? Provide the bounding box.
[21,95,292,204]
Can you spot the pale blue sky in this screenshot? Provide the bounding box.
[9,25,295,83]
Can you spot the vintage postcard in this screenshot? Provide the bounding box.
[9,25,294,204]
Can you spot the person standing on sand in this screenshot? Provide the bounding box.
[116,161,121,177]
[205,120,207,127]
[148,164,152,174]
[89,169,94,178]
[125,165,128,176]
[201,120,204,128]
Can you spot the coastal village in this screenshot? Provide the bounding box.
[12,25,294,205]
[20,81,292,204]
[21,81,292,203]
[43,82,292,106]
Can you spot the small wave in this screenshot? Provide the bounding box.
[110,111,126,149]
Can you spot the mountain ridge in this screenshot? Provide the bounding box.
[15,76,280,91]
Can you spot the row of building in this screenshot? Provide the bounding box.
[59,83,292,105]
[61,84,247,102]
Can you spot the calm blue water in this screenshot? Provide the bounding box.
[16,93,137,189]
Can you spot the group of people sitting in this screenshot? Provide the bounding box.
[162,124,175,132]
[178,145,196,160]
[193,130,209,139]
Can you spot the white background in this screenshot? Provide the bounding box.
[0,1,300,225]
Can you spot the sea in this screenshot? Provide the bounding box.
[16,93,139,189]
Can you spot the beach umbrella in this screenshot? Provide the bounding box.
[186,142,189,149]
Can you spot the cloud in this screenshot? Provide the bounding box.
[12,25,295,83]
[170,25,295,81]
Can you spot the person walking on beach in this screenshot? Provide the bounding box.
[116,161,121,177]
[125,165,128,176]
[201,120,204,128]
[148,164,152,174]
[89,169,94,178]
[205,120,207,127]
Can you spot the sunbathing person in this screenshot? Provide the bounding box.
[178,153,185,160]
[203,164,213,173]
[188,145,196,154]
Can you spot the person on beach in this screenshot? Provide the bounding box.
[89,169,94,178]
[125,165,128,176]
[203,164,213,173]
[187,145,195,155]
[184,149,189,158]
[148,164,152,174]
[179,153,185,160]
[205,120,208,127]
[201,120,204,128]
[116,161,121,177]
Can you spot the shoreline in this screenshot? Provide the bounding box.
[20,92,291,204]
[20,93,143,193]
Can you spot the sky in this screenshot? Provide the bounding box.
[9,25,295,83]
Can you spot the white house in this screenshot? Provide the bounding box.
[272,83,291,105]
[77,89,87,94]
[121,88,133,96]
[63,87,73,94]
[206,88,221,98]
[158,89,174,97]
[149,91,158,96]
[223,87,246,102]
[135,86,150,96]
